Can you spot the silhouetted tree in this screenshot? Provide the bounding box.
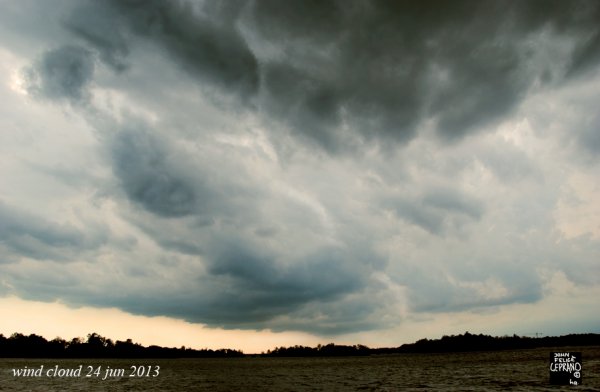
[1,331,599,358]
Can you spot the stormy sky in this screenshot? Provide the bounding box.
[1,0,599,351]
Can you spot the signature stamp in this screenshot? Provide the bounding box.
[550,352,582,385]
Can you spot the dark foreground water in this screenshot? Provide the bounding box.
[1,346,598,391]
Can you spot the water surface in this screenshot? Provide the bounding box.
[1,346,598,391]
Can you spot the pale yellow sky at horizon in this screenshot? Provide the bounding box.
[2,272,598,354]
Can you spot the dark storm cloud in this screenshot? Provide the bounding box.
[271,294,387,335]
[568,31,600,77]
[259,62,345,151]
[127,215,210,256]
[65,0,600,151]
[530,0,600,78]
[7,0,600,337]
[386,188,483,234]
[0,200,106,262]
[107,119,262,223]
[249,0,504,143]
[101,206,379,333]
[110,127,198,218]
[66,0,258,98]
[51,237,376,333]
[64,3,130,72]
[23,45,95,102]
[207,241,364,305]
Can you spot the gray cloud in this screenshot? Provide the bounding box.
[12,234,380,334]
[3,0,600,338]
[18,0,600,153]
[386,188,483,235]
[88,114,386,332]
[67,0,258,98]
[0,200,106,262]
[476,141,544,183]
[568,31,600,78]
[422,188,483,220]
[578,113,600,156]
[102,184,383,333]
[407,276,543,314]
[110,127,198,218]
[208,241,364,302]
[195,241,371,329]
[389,241,548,314]
[64,2,130,72]
[23,45,95,103]
[106,117,266,223]
[59,0,599,152]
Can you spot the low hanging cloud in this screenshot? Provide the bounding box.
[110,127,198,218]
[1,0,600,337]
[0,200,106,263]
[23,45,95,103]
[381,184,484,235]
[65,0,259,98]
[63,0,600,151]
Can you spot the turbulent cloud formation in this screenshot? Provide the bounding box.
[1,0,599,338]
[64,0,600,150]
[0,200,106,263]
[110,127,198,218]
[23,45,95,103]
[385,187,484,235]
[66,0,259,97]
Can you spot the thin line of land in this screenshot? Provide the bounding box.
[1,332,598,358]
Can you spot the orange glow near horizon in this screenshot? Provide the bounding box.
[2,275,599,354]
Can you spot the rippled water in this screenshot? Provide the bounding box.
[1,346,598,391]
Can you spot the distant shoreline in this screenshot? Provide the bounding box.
[2,332,599,358]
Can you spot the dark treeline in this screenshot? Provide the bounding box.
[393,332,600,354]
[1,331,599,358]
[0,332,243,358]
[264,343,371,357]
[264,332,600,357]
